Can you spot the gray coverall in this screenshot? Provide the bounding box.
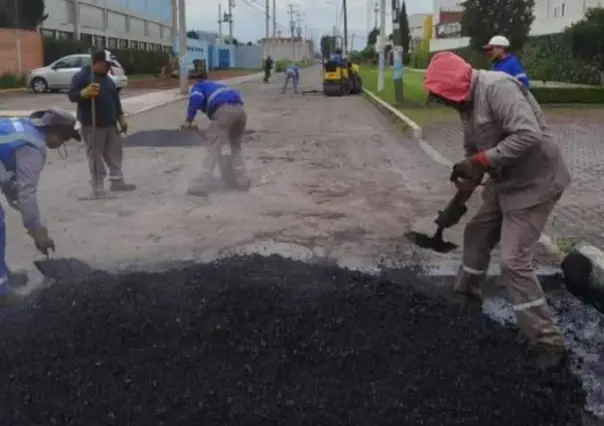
[282,64,299,94]
[195,105,248,188]
[455,70,571,349]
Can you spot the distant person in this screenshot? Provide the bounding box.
[68,50,135,198]
[282,62,299,94]
[484,35,530,88]
[263,55,274,83]
[329,48,343,65]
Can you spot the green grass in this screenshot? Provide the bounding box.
[359,67,456,125]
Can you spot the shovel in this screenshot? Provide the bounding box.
[405,187,476,253]
[33,256,98,281]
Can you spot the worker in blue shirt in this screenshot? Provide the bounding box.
[283,62,299,94]
[181,72,248,196]
[329,48,343,65]
[0,109,81,303]
[483,35,530,88]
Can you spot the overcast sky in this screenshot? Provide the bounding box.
[186,0,432,48]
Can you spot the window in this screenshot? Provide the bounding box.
[80,33,93,45]
[561,2,565,16]
[119,39,128,48]
[94,35,105,47]
[57,31,74,40]
[139,42,147,50]
[40,29,55,39]
[53,56,82,69]
[108,37,118,48]
[129,40,138,48]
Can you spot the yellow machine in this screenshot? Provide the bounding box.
[322,58,351,96]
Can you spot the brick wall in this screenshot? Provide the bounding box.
[0,28,43,75]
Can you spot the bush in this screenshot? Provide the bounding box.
[429,33,601,85]
[43,38,169,76]
[530,86,604,103]
[0,73,26,89]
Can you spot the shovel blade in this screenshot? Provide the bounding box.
[404,231,458,254]
[33,257,96,281]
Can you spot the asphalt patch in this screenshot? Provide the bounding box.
[123,129,206,147]
[0,255,587,425]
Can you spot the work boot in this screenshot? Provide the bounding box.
[7,269,28,288]
[110,179,136,192]
[535,344,568,373]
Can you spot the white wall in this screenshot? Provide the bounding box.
[261,39,313,61]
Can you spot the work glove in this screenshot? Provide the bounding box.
[118,116,128,134]
[180,121,198,131]
[80,83,100,99]
[28,227,55,256]
[450,153,488,191]
[1,182,19,210]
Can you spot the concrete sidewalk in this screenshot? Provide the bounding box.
[0,71,264,118]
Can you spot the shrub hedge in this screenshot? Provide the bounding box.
[430,33,601,85]
[531,86,604,104]
[0,73,26,89]
[43,38,169,76]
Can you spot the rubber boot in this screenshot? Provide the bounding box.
[535,344,568,373]
[110,179,136,192]
[7,269,28,288]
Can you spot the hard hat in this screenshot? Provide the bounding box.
[30,108,81,141]
[483,35,510,49]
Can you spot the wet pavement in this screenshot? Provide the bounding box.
[3,66,603,421]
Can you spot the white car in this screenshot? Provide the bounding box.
[26,53,129,93]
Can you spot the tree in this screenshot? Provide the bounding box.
[186,30,200,39]
[460,0,535,52]
[566,8,604,76]
[247,41,253,46]
[0,0,47,29]
[367,27,379,46]
[398,2,411,60]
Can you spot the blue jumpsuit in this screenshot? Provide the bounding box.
[0,118,47,294]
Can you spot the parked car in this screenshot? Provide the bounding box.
[26,53,129,94]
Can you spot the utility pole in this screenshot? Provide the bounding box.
[391,0,403,103]
[178,0,187,94]
[342,0,348,54]
[272,0,277,37]
[377,0,386,91]
[265,0,270,38]
[228,0,234,40]
[373,1,378,29]
[218,1,223,40]
[171,0,177,49]
[288,3,296,60]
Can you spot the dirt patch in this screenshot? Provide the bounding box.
[0,255,586,425]
[127,69,258,90]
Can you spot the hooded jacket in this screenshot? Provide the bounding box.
[424,52,570,212]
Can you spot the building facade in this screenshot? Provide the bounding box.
[40,0,173,52]
[430,0,603,51]
[261,37,313,62]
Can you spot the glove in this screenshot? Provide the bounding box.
[80,83,100,99]
[28,227,55,256]
[450,153,488,189]
[118,116,128,134]
[180,121,198,131]
[1,182,18,210]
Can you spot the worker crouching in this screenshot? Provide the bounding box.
[423,52,571,371]
[0,109,81,303]
[181,72,249,196]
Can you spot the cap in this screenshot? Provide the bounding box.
[483,35,510,49]
[92,49,118,65]
[30,108,81,141]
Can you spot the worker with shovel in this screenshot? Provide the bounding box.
[68,50,135,198]
[181,72,249,196]
[282,62,300,94]
[0,109,81,303]
[423,52,571,371]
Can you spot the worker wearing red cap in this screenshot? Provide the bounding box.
[423,51,571,371]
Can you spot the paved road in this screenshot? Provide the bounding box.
[0,88,161,113]
[5,66,458,276]
[422,111,604,250]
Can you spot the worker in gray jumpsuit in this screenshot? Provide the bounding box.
[0,109,81,303]
[423,52,571,371]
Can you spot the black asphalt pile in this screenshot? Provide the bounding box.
[0,255,586,426]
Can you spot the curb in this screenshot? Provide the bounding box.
[361,87,568,262]
[0,87,26,94]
